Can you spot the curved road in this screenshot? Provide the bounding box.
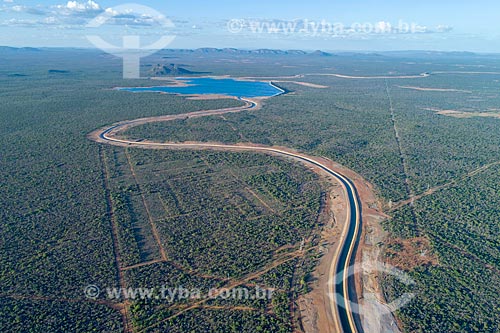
[91,99,362,333]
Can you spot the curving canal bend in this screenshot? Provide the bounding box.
[89,96,363,333]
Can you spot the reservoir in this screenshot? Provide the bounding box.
[116,78,284,98]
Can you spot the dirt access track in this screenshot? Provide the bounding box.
[88,93,392,333]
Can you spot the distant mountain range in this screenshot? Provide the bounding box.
[0,46,485,58]
[0,46,41,52]
[158,48,334,56]
[155,49,482,57]
[0,46,335,56]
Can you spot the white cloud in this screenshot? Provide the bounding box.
[5,5,46,15]
[44,16,58,25]
[2,1,174,29]
[436,25,453,33]
[104,7,119,16]
[1,18,38,26]
[3,0,14,3]
[376,21,392,34]
[66,0,100,11]
[92,6,170,27]
[0,15,69,28]
[55,0,103,17]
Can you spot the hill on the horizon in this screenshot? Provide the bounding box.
[148,63,209,76]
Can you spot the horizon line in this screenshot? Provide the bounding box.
[1,45,499,56]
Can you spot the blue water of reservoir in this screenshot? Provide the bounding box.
[116,78,284,98]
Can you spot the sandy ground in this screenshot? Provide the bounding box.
[311,73,430,79]
[384,237,438,271]
[319,157,399,333]
[357,211,402,333]
[272,81,329,89]
[292,154,398,333]
[185,94,238,100]
[239,74,305,80]
[432,71,500,75]
[298,180,346,333]
[424,107,500,119]
[397,86,472,93]
[148,77,193,87]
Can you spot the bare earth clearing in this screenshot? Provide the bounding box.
[424,107,500,119]
[397,86,472,93]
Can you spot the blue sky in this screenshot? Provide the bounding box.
[1,0,499,52]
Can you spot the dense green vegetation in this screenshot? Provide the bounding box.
[2,48,500,332]
[151,308,290,333]
[102,147,324,331]
[392,74,500,194]
[0,298,123,332]
[122,61,500,332]
[125,80,410,201]
[385,165,500,332]
[104,147,324,277]
[0,51,260,331]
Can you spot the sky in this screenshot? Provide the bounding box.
[1,0,500,52]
